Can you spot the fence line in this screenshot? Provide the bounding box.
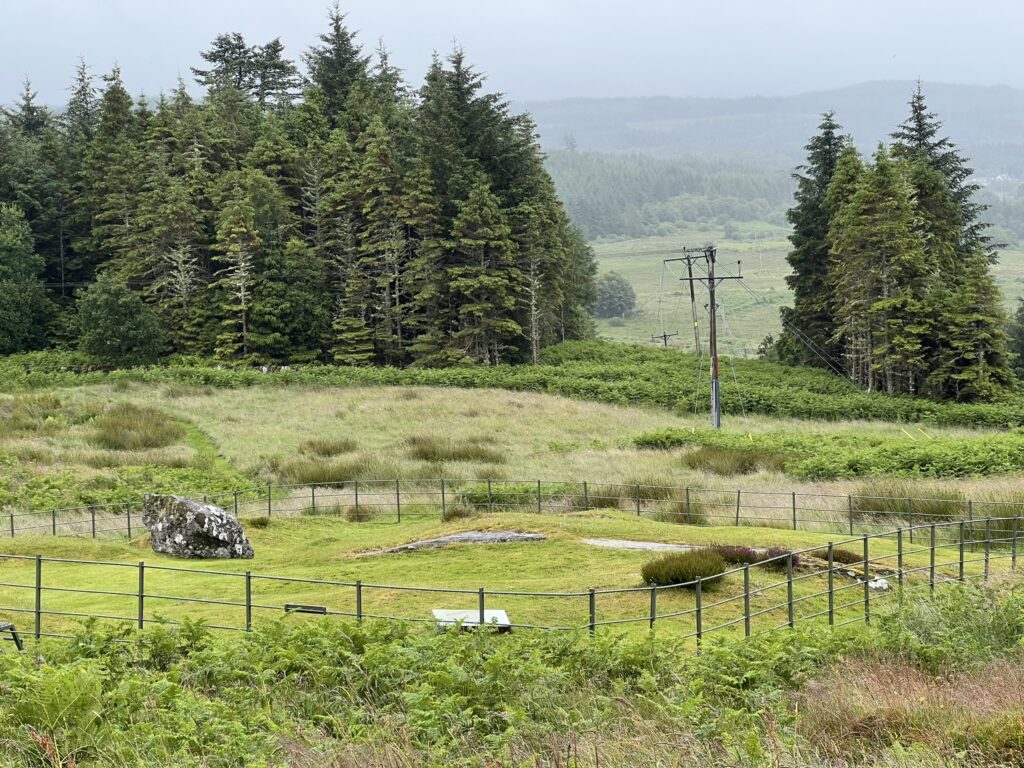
[4,478,1024,542]
[0,515,1018,645]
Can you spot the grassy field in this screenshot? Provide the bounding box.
[4,382,1023,516]
[592,225,1024,355]
[0,508,1003,642]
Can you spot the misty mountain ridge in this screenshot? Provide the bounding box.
[521,80,1024,178]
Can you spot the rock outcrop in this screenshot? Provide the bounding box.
[142,495,254,559]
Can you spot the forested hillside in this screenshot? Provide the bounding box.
[531,82,1024,242]
[0,9,595,366]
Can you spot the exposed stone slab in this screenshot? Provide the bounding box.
[142,494,254,559]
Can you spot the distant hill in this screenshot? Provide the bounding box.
[523,81,1024,240]
[521,81,1024,178]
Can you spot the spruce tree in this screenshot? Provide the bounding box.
[447,175,522,365]
[213,186,260,359]
[0,203,53,352]
[303,3,369,123]
[778,112,846,366]
[830,146,930,394]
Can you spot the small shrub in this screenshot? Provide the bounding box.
[441,505,474,522]
[346,505,380,523]
[91,403,184,450]
[810,547,863,565]
[405,435,505,464]
[681,446,788,476]
[243,516,270,529]
[299,438,359,457]
[640,550,726,587]
[705,544,797,571]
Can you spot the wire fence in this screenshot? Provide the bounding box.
[4,478,1024,543]
[0,515,1017,645]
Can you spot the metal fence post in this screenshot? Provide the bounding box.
[126,504,132,539]
[695,579,703,648]
[848,495,854,535]
[91,508,96,539]
[8,513,13,538]
[51,509,56,536]
[896,528,904,589]
[649,585,657,629]
[959,521,966,581]
[743,564,751,637]
[233,491,239,517]
[1013,516,1019,570]
[479,587,486,628]
[791,492,797,530]
[929,524,936,593]
[356,580,363,622]
[137,561,145,630]
[487,480,493,513]
[907,496,913,528]
[786,554,794,629]
[267,483,272,517]
[245,571,252,631]
[396,480,402,523]
[34,555,42,640]
[685,487,691,519]
[440,479,446,519]
[735,490,741,525]
[588,588,596,635]
[968,499,975,552]
[539,480,544,514]
[354,481,360,515]
[863,535,870,625]
[984,518,991,582]
[583,481,589,509]
[311,484,316,514]
[635,484,641,517]
[827,543,834,626]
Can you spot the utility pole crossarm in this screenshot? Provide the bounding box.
[663,246,742,429]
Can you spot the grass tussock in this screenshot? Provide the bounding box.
[680,446,788,476]
[441,505,475,522]
[652,499,710,526]
[852,479,972,520]
[405,434,506,464]
[345,505,380,523]
[299,437,359,457]
[90,403,184,450]
[272,454,402,485]
[242,516,270,529]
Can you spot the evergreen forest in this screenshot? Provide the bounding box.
[776,88,1015,402]
[0,7,596,367]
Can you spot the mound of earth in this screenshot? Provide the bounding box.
[376,530,546,554]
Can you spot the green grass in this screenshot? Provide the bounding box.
[0,511,1008,642]
[590,229,1024,357]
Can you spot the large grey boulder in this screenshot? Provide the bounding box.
[142,495,254,559]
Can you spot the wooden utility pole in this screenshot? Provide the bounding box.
[664,246,742,429]
[651,331,679,347]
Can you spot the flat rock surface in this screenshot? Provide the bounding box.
[381,530,546,554]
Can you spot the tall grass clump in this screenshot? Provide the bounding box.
[851,479,969,521]
[405,434,506,464]
[299,437,359,457]
[345,505,380,523]
[653,499,709,526]
[680,446,788,475]
[640,550,726,587]
[90,403,184,450]
[272,454,401,484]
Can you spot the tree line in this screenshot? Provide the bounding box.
[0,7,595,367]
[776,86,1014,402]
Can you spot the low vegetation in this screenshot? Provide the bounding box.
[640,549,726,587]
[1,581,1020,766]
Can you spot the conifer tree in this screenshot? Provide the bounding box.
[303,3,368,123]
[0,203,53,352]
[213,186,260,359]
[447,175,522,364]
[778,112,846,366]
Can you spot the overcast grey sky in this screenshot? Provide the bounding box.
[3,0,1022,106]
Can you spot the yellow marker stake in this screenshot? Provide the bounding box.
[900,427,917,441]
[917,427,932,440]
